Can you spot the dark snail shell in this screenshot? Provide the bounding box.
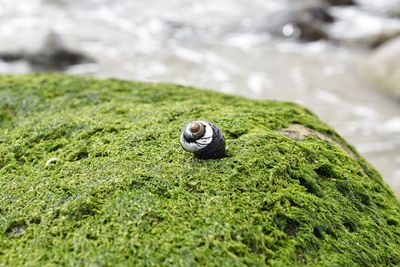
[180,121,225,159]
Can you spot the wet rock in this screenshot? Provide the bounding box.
[309,7,336,23]
[364,37,400,98]
[257,6,333,42]
[255,2,400,46]
[0,33,94,72]
[325,0,355,6]
[0,53,24,62]
[284,21,329,41]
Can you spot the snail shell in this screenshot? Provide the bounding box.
[180,121,225,159]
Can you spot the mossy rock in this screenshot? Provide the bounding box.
[0,74,399,266]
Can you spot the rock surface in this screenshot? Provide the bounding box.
[325,0,355,6]
[0,33,94,72]
[256,6,333,42]
[364,37,400,98]
[0,74,399,266]
[255,3,400,45]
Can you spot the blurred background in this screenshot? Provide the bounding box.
[0,0,399,197]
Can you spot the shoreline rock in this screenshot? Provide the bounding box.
[0,33,94,72]
[0,74,399,266]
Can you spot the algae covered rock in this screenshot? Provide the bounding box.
[0,74,399,266]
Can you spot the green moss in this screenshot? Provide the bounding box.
[0,74,399,266]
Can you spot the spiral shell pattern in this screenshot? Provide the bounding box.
[180,121,225,159]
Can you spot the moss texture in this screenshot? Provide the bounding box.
[0,74,399,266]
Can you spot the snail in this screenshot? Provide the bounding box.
[180,121,226,159]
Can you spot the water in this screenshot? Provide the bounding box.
[0,0,400,196]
